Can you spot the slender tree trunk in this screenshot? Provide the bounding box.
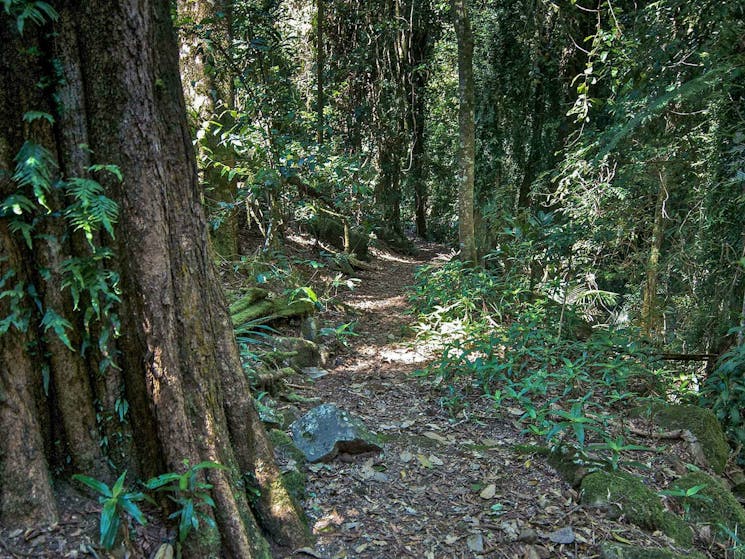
[453,0,477,263]
[410,0,431,238]
[178,0,240,259]
[0,3,308,556]
[317,0,325,144]
[641,168,668,339]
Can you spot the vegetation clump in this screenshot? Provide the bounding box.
[600,542,705,559]
[668,471,745,536]
[651,405,730,474]
[581,470,692,547]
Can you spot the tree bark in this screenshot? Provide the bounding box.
[178,0,240,259]
[641,168,668,339]
[453,0,477,263]
[316,0,325,144]
[0,3,308,556]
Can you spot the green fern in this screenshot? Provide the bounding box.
[64,178,119,241]
[12,141,56,211]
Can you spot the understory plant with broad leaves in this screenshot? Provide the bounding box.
[72,471,149,550]
[410,255,674,471]
[143,460,227,544]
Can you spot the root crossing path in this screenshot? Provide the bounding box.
[291,243,571,559]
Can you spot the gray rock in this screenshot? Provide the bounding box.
[290,404,382,463]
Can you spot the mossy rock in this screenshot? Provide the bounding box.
[581,471,693,547]
[651,404,729,474]
[670,471,745,536]
[230,292,315,328]
[228,287,270,315]
[274,337,324,369]
[600,542,705,559]
[231,299,275,326]
[271,297,315,320]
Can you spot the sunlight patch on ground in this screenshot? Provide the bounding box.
[340,343,434,375]
[346,294,408,312]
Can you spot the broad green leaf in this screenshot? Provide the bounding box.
[72,474,112,498]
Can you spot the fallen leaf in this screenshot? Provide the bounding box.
[294,547,325,558]
[354,544,368,553]
[417,454,432,468]
[611,532,632,544]
[399,450,413,463]
[524,545,541,559]
[154,544,174,559]
[480,484,497,499]
[445,535,459,545]
[423,431,449,444]
[429,454,444,466]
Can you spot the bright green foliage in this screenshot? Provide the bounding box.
[144,460,226,543]
[410,257,668,468]
[702,332,745,463]
[72,471,149,550]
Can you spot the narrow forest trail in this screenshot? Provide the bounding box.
[287,243,611,559]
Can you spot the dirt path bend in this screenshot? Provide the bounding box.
[289,243,593,559]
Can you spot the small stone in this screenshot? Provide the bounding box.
[466,533,484,553]
[302,367,329,380]
[548,526,575,544]
[518,527,538,543]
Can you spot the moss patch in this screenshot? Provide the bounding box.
[600,542,705,559]
[581,471,692,547]
[652,404,729,474]
[282,470,307,502]
[269,428,306,465]
[670,471,745,535]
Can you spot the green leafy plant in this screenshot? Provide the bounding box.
[320,321,358,346]
[587,436,653,470]
[546,402,598,449]
[72,471,149,550]
[701,330,745,464]
[659,484,712,517]
[144,460,226,543]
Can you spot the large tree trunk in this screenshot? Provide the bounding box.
[0,3,308,557]
[453,0,477,263]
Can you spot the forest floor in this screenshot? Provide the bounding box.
[0,238,725,559]
[283,239,702,559]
